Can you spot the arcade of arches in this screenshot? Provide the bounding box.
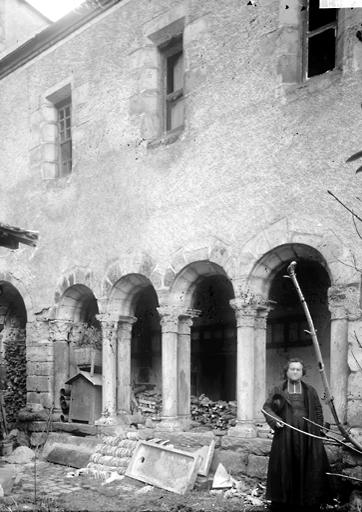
[2,243,360,435]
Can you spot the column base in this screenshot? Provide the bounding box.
[228,420,257,438]
[157,416,185,431]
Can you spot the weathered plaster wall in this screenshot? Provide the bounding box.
[0,0,362,311]
[1,0,362,417]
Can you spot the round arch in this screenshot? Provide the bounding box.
[107,274,156,317]
[0,272,33,323]
[247,243,331,297]
[0,281,27,327]
[247,243,336,422]
[169,260,232,308]
[56,284,99,322]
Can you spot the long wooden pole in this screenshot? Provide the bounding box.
[287,260,362,453]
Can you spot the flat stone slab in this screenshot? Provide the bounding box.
[126,441,200,494]
[46,445,92,468]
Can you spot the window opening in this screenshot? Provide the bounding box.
[57,98,72,176]
[163,39,184,132]
[305,0,337,78]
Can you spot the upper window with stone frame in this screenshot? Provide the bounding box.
[303,0,338,79]
[56,98,72,176]
[161,37,184,133]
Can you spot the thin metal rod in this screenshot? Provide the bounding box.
[303,416,345,438]
[261,408,338,442]
[303,417,362,455]
[326,472,362,483]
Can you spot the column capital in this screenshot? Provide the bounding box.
[230,298,269,327]
[95,313,118,329]
[157,305,180,332]
[157,305,201,332]
[328,285,360,320]
[49,319,73,342]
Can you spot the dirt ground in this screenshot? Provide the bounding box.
[0,460,351,512]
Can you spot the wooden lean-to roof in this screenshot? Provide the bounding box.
[0,222,38,249]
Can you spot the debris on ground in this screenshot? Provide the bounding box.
[193,440,215,476]
[191,394,237,430]
[4,446,35,464]
[126,440,201,494]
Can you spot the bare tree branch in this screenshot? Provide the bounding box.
[334,256,362,274]
[351,347,362,372]
[354,331,362,349]
[327,190,362,224]
[352,214,362,240]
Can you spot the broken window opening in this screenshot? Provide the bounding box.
[305,0,338,79]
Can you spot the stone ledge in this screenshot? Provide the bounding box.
[153,430,216,449]
[147,125,184,149]
[28,421,98,436]
[221,436,272,455]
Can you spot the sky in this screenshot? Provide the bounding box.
[26,0,84,21]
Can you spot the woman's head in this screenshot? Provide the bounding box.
[283,358,306,382]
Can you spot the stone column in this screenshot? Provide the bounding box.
[177,310,200,426]
[96,313,118,423]
[328,286,349,424]
[49,319,73,415]
[254,306,270,423]
[68,322,87,377]
[229,298,258,437]
[157,305,182,430]
[117,315,137,415]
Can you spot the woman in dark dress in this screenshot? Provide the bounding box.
[263,358,331,512]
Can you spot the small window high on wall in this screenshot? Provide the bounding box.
[161,37,184,132]
[305,0,338,78]
[57,98,72,176]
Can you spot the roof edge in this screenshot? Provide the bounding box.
[0,0,121,80]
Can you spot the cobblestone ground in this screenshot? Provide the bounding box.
[0,460,270,512]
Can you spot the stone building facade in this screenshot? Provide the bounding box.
[0,0,362,437]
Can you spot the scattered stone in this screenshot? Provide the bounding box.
[212,463,234,489]
[5,446,35,464]
[101,472,124,485]
[65,471,77,478]
[350,490,362,512]
[0,467,15,495]
[135,484,154,494]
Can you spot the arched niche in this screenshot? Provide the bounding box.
[0,281,27,425]
[171,261,235,402]
[249,244,331,418]
[132,285,160,391]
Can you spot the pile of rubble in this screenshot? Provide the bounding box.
[134,390,162,417]
[74,432,267,507]
[84,432,139,479]
[191,395,236,430]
